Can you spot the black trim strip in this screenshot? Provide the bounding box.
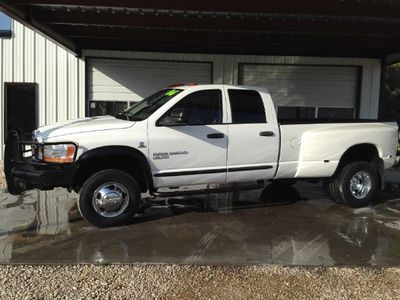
[154,168,226,177]
[154,165,272,177]
[228,165,273,172]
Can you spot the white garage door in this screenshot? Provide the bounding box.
[87,58,212,116]
[239,64,360,120]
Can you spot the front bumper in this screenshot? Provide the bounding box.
[5,131,77,195]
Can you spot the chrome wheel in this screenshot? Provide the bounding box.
[92,182,130,218]
[350,171,371,200]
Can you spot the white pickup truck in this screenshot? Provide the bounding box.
[5,84,398,227]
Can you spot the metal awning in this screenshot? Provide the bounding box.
[1,0,400,57]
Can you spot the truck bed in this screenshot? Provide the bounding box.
[274,121,398,179]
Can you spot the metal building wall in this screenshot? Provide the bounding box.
[83,49,382,120]
[0,20,85,157]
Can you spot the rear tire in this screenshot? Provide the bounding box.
[78,169,141,228]
[327,161,378,208]
[323,177,343,204]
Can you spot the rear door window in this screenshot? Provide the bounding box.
[228,89,266,124]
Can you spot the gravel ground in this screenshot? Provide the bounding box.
[0,265,399,299]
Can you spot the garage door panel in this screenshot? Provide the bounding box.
[88,59,212,102]
[243,73,357,81]
[244,64,356,73]
[242,73,358,83]
[240,64,359,111]
[96,67,209,77]
[248,80,357,90]
[277,97,355,108]
[270,85,358,95]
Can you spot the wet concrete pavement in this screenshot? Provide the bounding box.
[2,171,400,266]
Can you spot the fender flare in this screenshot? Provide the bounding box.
[334,143,382,180]
[75,146,154,191]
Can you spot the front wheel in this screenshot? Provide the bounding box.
[78,169,141,228]
[329,161,378,208]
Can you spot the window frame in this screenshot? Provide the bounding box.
[277,106,316,120]
[156,89,224,127]
[89,100,131,117]
[227,89,267,125]
[276,106,356,121]
[317,107,356,120]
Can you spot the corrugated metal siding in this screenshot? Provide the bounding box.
[0,20,84,158]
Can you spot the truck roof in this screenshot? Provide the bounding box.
[166,84,269,93]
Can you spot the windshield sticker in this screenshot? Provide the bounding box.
[165,89,179,97]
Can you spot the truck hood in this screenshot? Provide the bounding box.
[35,116,135,141]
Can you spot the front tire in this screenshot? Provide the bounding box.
[78,169,141,228]
[328,161,378,208]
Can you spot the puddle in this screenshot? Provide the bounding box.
[0,180,400,266]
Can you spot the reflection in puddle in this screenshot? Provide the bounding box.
[1,181,400,265]
[0,188,78,261]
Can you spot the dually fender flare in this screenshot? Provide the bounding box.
[75,146,154,191]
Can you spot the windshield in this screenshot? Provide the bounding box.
[115,89,183,121]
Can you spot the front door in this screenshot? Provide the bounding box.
[226,88,280,183]
[148,89,228,188]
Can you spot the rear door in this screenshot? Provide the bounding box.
[225,88,280,183]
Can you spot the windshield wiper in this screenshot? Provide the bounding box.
[114,112,130,121]
[127,116,145,121]
[114,112,144,121]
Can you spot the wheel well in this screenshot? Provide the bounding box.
[336,143,384,187]
[340,144,379,164]
[72,147,153,193]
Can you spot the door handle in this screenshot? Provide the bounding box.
[259,131,275,137]
[207,133,225,139]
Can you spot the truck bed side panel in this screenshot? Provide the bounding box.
[275,122,398,179]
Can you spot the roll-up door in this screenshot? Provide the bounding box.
[239,64,360,119]
[87,58,212,116]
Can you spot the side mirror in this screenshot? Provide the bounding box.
[158,108,187,126]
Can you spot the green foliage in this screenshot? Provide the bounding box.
[381,63,400,121]
[385,63,400,98]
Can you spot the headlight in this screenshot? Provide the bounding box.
[36,144,77,163]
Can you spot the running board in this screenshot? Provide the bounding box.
[152,182,265,198]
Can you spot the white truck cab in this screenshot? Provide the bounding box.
[5,84,398,227]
